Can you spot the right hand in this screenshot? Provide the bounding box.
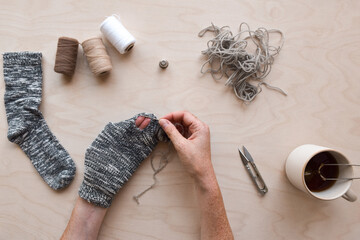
[159,111,214,182]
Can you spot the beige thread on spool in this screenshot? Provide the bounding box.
[82,37,112,76]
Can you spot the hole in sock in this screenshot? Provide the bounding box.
[135,116,151,130]
[139,118,151,129]
[135,116,145,127]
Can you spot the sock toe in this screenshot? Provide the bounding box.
[48,169,76,190]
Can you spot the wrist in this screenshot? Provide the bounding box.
[61,198,107,240]
[193,166,219,193]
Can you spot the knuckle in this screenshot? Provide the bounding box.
[205,125,210,133]
[202,122,210,131]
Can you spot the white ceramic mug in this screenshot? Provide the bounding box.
[285,144,357,202]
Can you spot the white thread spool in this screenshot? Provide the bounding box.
[100,15,136,54]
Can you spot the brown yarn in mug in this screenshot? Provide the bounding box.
[54,37,79,76]
[82,37,112,76]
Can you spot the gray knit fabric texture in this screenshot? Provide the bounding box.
[3,52,76,190]
[79,113,168,208]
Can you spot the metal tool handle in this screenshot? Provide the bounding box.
[248,162,268,194]
[323,163,360,167]
[321,177,360,181]
[319,163,360,181]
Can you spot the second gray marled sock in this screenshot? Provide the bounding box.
[3,52,76,190]
[79,113,168,208]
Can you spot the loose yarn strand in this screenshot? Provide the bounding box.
[133,142,173,204]
[199,22,286,103]
[133,119,185,205]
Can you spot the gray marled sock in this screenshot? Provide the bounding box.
[79,113,168,208]
[3,52,76,190]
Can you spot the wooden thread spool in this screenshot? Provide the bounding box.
[54,37,79,76]
[82,37,112,76]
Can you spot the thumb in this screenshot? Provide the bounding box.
[159,119,184,146]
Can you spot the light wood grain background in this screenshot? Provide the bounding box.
[1,0,360,239]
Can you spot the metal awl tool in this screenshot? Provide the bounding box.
[318,163,360,181]
[238,146,268,195]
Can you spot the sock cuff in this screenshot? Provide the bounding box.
[3,52,42,66]
[78,181,113,208]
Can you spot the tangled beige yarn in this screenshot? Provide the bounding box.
[199,23,286,102]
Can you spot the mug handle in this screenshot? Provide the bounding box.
[342,189,357,202]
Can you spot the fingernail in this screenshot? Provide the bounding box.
[159,119,169,128]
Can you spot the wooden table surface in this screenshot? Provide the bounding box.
[1,0,360,239]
